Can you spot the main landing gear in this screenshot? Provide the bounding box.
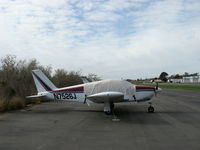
[103,102,155,114]
[104,102,114,115]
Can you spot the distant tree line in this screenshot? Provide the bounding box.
[157,72,199,82]
[0,54,100,111]
[158,72,199,82]
[168,72,199,79]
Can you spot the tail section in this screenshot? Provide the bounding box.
[32,70,57,93]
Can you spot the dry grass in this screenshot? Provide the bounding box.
[0,96,49,112]
[8,97,25,110]
[0,97,26,112]
[0,100,6,112]
[25,97,41,104]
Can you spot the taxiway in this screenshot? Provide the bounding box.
[0,89,200,150]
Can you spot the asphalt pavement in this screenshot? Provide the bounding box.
[0,89,200,150]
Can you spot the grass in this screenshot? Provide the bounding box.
[8,97,25,110]
[140,83,200,92]
[0,97,25,112]
[0,96,41,112]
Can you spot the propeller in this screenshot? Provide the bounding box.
[154,82,159,96]
[156,82,158,90]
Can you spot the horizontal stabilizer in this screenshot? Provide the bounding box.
[26,94,46,99]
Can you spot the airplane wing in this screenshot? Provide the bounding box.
[86,91,124,103]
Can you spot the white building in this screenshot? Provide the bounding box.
[169,78,183,83]
[183,76,200,83]
[169,75,200,84]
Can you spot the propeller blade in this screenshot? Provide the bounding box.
[154,89,157,97]
[156,82,158,90]
[154,82,159,96]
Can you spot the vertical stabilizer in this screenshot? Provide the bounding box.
[32,70,57,93]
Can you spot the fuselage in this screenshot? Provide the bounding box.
[41,80,159,104]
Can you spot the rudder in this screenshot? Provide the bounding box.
[32,70,57,93]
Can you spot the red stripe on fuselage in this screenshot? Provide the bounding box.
[136,86,155,90]
[51,86,84,92]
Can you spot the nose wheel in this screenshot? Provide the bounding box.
[148,106,154,113]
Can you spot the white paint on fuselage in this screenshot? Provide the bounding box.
[135,91,154,102]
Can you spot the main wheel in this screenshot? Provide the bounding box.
[111,103,114,110]
[148,106,154,113]
[105,111,112,115]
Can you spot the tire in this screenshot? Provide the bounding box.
[105,111,112,115]
[148,106,154,113]
[111,103,114,110]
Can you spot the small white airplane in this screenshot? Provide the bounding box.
[27,70,162,115]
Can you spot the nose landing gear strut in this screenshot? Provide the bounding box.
[148,102,154,113]
[148,105,154,113]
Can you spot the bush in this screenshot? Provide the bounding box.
[52,69,83,87]
[0,55,52,99]
[0,97,25,112]
[0,99,6,112]
[25,97,41,104]
[7,97,25,110]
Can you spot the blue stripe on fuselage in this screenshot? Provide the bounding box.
[136,89,155,92]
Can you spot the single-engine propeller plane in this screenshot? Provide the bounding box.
[27,70,162,115]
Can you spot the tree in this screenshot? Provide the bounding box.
[0,55,53,99]
[184,72,189,77]
[174,74,182,79]
[52,69,83,87]
[190,73,198,76]
[159,72,168,82]
[0,55,17,99]
[87,73,101,82]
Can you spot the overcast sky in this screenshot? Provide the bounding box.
[0,0,200,79]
